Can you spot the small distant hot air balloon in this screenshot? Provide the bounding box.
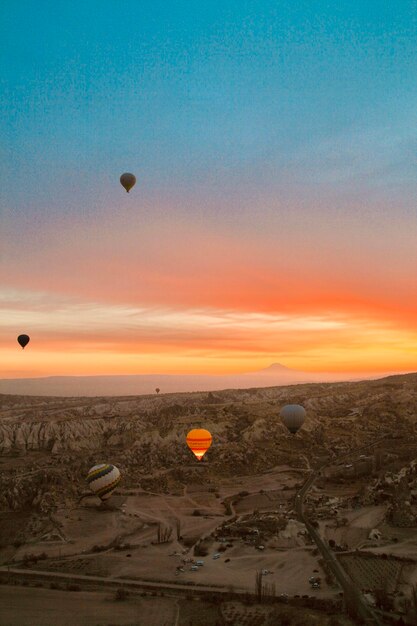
[120,172,136,193]
[280,404,306,434]
[155,388,160,394]
[86,464,121,501]
[186,428,212,461]
[17,334,30,349]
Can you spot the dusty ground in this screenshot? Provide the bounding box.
[7,471,336,598]
[0,585,176,626]
[320,506,387,549]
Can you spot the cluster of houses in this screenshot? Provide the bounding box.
[213,511,288,548]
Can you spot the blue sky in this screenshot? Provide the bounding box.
[1,0,416,206]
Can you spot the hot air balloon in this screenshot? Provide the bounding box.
[120,172,136,193]
[155,388,160,394]
[280,404,306,434]
[17,334,30,349]
[86,464,121,501]
[186,428,212,461]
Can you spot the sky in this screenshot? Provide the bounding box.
[1,0,417,378]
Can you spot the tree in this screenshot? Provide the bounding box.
[194,544,208,556]
[156,523,173,544]
[175,518,181,541]
[374,587,393,612]
[114,587,128,601]
[255,571,263,603]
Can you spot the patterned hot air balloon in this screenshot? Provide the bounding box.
[120,172,136,193]
[186,428,212,461]
[86,464,121,501]
[280,404,306,434]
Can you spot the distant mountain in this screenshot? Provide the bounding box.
[258,363,294,373]
[0,364,393,397]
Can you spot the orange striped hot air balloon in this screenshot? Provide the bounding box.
[186,428,212,461]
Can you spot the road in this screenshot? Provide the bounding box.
[295,439,388,626]
[0,565,241,598]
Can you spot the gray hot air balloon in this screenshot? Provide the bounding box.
[120,172,136,193]
[280,404,306,434]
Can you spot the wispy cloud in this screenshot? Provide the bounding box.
[1,288,416,377]
[0,288,346,336]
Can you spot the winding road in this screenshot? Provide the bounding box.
[295,438,388,626]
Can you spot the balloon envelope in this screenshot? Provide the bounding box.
[186,428,212,461]
[17,334,30,349]
[280,404,306,434]
[86,464,121,501]
[120,172,136,193]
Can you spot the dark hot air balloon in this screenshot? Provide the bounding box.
[120,173,136,193]
[17,334,30,349]
[280,404,306,434]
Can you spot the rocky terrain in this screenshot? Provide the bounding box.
[0,374,416,519]
[1,373,417,625]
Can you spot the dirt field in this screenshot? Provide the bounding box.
[5,467,333,598]
[178,598,220,625]
[0,585,176,626]
[320,506,387,550]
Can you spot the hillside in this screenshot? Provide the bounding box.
[0,363,391,396]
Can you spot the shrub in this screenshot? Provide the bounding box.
[183,537,197,547]
[114,587,129,601]
[92,544,106,553]
[194,544,209,557]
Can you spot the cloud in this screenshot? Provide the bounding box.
[1,287,417,376]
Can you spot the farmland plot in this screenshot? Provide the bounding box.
[338,554,403,592]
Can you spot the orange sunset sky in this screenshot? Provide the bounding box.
[1,2,416,380]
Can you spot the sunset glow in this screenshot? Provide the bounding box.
[1,1,416,380]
